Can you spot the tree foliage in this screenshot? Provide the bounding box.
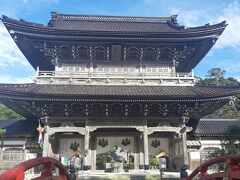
[0,103,23,120]
[221,125,240,154]
[207,68,226,79]
[207,125,240,160]
[197,68,240,119]
[0,128,6,136]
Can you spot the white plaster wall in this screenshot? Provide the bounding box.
[188,151,201,170]
[96,136,134,154]
[59,137,84,156]
[200,140,222,149]
[148,137,169,155]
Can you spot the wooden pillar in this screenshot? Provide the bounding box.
[83,125,91,170]
[181,116,189,166]
[42,131,50,157]
[90,134,96,171]
[134,135,139,170]
[182,131,188,165]
[143,125,149,170]
[139,132,144,170]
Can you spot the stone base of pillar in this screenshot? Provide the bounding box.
[144,165,149,170]
[83,165,91,171]
[139,165,144,169]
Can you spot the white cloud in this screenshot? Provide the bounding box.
[0,23,30,68]
[0,75,33,84]
[214,1,240,48]
[22,0,59,3]
[170,1,240,49]
[170,8,208,27]
[235,77,240,82]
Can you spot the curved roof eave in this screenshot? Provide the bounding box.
[1,15,227,37]
[0,83,238,102]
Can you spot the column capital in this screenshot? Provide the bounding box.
[136,127,144,132]
[89,126,97,132]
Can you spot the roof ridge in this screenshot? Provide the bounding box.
[51,12,176,23]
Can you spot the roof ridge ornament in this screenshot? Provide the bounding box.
[53,12,173,23]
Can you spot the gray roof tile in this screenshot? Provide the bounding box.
[0,119,38,137]
[195,119,240,136]
[0,84,239,99]
[48,13,182,32]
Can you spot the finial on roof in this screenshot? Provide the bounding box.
[51,12,58,20]
[221,20,228,26]
[167,15,184,30]
[171,15,178,23]
[1,15,8,21]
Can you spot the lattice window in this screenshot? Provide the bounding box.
[148,103,161,116]
[50,103,65,116]
[127,47,139,61]
[110,103,123,116]
[2,148,24,161]
[59,45,72,60]
[159,48,172,62]
[70,103,85,116]
[90,103,104,116]
[94,46,106,61]
[144,47,156,61]
[129,103,142,116]
[76,46,89,60]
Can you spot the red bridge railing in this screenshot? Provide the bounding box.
[188,154,240,180]
[0,157,67,180]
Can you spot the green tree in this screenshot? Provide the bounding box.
[207,125,240,161]
[0,128,6,136]
[197,68,239,86]
[221,125,240,154]
[207,68,226,79]
[0,103,23,120]
[197,68,240,119]
[234,94,240,111]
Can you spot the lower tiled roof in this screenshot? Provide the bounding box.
[195,119,240,136]
[0,119,38,137]
[0,83,239,99]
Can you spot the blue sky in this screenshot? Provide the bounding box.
[0,0,240,83]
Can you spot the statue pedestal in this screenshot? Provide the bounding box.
[106,162,124,173]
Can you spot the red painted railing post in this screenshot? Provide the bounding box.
[15,172,24,180]
[0,157,67,180]
[226,157,240,179]
[40,162,53,178]
[199,166,208,179]
[188,154,240,180]
[59,169,67,180]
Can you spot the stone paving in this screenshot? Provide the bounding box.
[25,171,180,180]
[77,172,180,180]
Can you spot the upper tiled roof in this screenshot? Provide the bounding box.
[0,83,239,100]
[195,119,240,136]
[2,12,226,34]
[48,13,183,32]
[0,119,38,137]
[1,13,227,72]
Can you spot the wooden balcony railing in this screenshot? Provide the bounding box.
[188,154,240,180]
[0,157,67,180]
